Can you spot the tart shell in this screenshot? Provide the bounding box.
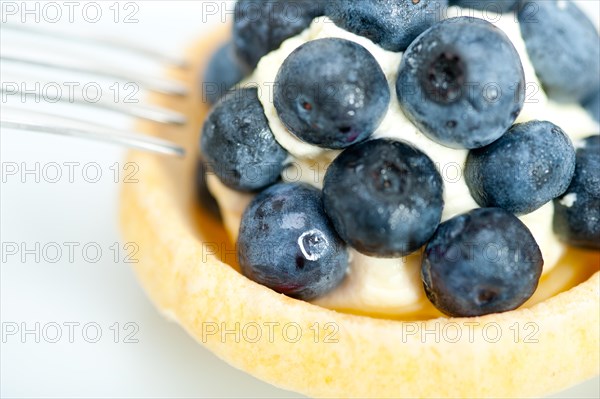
[120,29,600,398]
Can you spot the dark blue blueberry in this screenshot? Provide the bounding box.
[238,183,349,300]
[450,0,518,12]
[234,0,326,71]
[583,90,600,122]
[322,138,444,257]
[422,207,543,317]
[200,88,288,192]
[396,17,525,149]
[202,42,245,105]
[465,120,576,215]
[274,38,390,149]
[195,158,222,221]
[325,0,448,52]
[553,135,600,249]
[518,0,600,103]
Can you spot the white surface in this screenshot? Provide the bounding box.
[1,1,599,398]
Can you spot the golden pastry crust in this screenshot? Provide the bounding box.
[120,29,600,398]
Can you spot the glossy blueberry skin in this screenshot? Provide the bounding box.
[450,0,518,12]
[323,138,444,257]
[325,0,447,52]
[195,158,222,221]
[422,208,543,317]
[583,91,600,122]
[233,0,326,71]
[553,135,600,249]
[274,38,390,149]
[202,42,245,105]
[200,88,288,192]
[465,120,576,215]
[238,183,349,300]
[518,0,600,103]
[396,17,525,149]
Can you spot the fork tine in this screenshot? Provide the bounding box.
[2,51,189,97]
[0,84,188,126]
[1,107,185,157]
[3,23,188,69]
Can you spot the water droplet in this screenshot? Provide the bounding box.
[298,229,329,261]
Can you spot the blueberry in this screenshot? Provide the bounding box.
[322,138,444,257]
[422,208,543,317]
[234,0,326,71]
[396,17,525,149]
[202,42,245,105]
[200,88,288,192]
[238,183,349,300]
[325,0,448,52]
[553,135,600,249]
[195,158,222,221]
[450,0,518,12]
[274,38,390,149]
[518,0,600,103]
[465,120,576,215]
[583,90,600,122]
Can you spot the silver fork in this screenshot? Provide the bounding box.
[0,23,188,157]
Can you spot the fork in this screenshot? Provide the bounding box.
[0,23,188,157]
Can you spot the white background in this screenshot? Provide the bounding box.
[1,1,599,397]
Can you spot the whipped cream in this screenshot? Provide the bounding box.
[210,7,599,316]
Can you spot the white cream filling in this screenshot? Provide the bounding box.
[210,8,599,316]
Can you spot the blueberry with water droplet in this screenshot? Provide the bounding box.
[238,183,348,300]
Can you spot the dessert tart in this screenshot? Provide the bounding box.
[121,1,600,397]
